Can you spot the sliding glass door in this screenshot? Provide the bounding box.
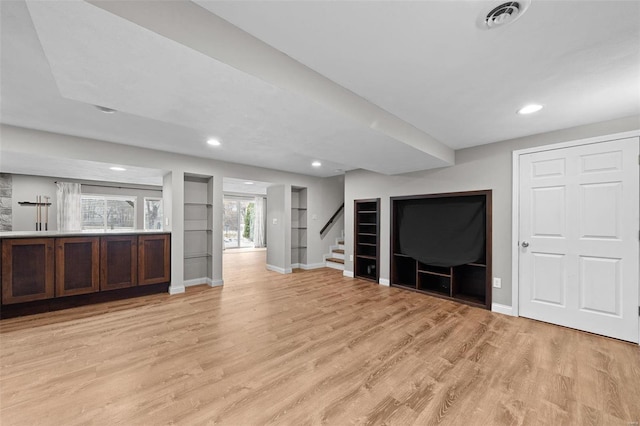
[223,198,254,249]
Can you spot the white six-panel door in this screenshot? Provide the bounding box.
[518,137,639,343]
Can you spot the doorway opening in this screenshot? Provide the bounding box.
[222,177,270,283]
[222,177,269,251]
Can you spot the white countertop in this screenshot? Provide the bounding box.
[0,230,171,238]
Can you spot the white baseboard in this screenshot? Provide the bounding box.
[379,278,390,286]
[343,270,354,278]
[184,277,224,288]
[492,303,514,316]
[293,263,324,270]
[266,264,291,274]
[300,262,325,270]
[209,279,224,287]
[168,285,185,295]
[184,278,206,287]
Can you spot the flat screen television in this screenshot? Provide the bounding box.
[394,194,486,268]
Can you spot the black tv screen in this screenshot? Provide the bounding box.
[396,195,486,267]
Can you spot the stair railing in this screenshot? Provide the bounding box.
[320,203,344,236]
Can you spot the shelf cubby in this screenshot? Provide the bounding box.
[418,272,451,295]
[354,199,380,283]
[183,175,213,283]
[392,254,416,288]
[291,187,308,267]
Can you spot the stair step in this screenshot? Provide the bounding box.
[326,257,344,264]
[333,249,345,254]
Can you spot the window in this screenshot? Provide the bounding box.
[144,197,163,230]
[82,195,136,230]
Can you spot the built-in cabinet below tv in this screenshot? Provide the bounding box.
[391,190,492,310]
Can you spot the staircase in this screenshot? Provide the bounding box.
[325,238,345,270]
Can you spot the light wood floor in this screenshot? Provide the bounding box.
[1,251,639,425]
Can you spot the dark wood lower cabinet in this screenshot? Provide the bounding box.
[1,238,55,304]
[1,233,171,316]
[138,234,171,285]
[100,236,138,291]
[55,237,100,297]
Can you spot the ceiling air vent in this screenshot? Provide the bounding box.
[478,0,531,30]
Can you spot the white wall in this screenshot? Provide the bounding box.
[344,115,640,306]
[306,175,345,265]
[266,184,288,273]
[266,177,344,272]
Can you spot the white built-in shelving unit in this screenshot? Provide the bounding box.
[183,175,213,284]
[291,187,307,268]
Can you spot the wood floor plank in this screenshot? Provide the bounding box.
[1,250,639,425]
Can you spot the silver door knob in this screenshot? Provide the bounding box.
[521,241,529,248]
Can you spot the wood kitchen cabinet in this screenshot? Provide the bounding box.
[1,232,171,317]
[138,234,170,285]
[1,238,55,304]
[100,235,138,291]
[55,237,100,297]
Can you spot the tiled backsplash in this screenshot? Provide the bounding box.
[0,173,12,231]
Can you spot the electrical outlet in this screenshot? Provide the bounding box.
[165,217,170,226]
[349,254,353,261]
[493,277,502,288]
[272,218,278,225]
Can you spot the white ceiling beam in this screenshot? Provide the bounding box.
[87,0,454,167]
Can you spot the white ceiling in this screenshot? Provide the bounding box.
[201,0,640,148]
[1,0,638,184]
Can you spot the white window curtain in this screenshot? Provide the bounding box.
[57,182,82,231]
[253,196,266,248]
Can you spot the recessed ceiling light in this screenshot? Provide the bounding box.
[95,105,117,114]
[517,104,543,115]
[207,138,221,146]
[244,181,254,185]
[312,161,322,167]
[110,166,126,171]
